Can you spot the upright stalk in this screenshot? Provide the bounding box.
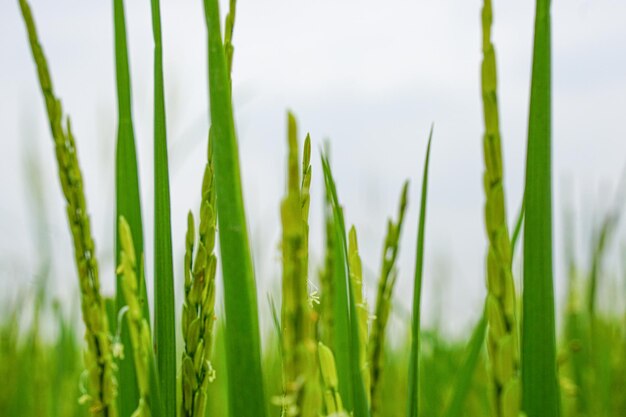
[480,1,521,416]
[17,1,117,415]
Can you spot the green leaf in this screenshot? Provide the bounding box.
[202,0,267,415]
[149,0,176,415]
[441,310,487,417]
[511,198,525,255]
[407,127,433,417]
[521,1,560,416]
[113,0,146,414]
[320,154,370,417]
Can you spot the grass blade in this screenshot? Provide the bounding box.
[149,0,176,414]
[113,0,146,414]
[406,127,433,417]
[511,199,525,254]
[319,147,337,350]
[521,0,560,415]
[321,155,370,417]
[442,311,487,417]
[203,0,267,415]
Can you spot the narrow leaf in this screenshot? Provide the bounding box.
[320,155,370,417]
[150,0,176,414]
[521,0,560,415]
[113,0,146,414]
[203,0,267,415]
[442,311,487,417]
[407,127,433,417]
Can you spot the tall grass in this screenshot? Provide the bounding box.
[406,128,433,417]
[280,113,319,416]
[369,182,409,415]
[203,0,267,415]
[480,1,521,416]
[149,0,176,414]
[17,1,117,415]
[521,0,560,416]
[112,0,147,414]
[10,1,626,417]
[321,154,370,417]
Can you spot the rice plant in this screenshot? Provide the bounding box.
[5,0,625,416]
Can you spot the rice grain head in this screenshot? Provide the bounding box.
[180,131,218,417]
[480,2,520,416]
[17,1,118,415]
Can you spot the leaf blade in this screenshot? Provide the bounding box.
[149,0,176,415]
[320,154,370,417]
[521,1,560,416]
[202,0,267,415]
[407,128,433,417]
[113,0,146,414]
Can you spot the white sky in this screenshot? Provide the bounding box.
[1,0,625,337]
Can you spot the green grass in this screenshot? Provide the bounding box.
[149,0,176,414]
[321,153,370,417]
[112,0,146,414]
[203,0,267,415]
[522,1,560,416]
[7,1,626,417]
[406,127,433,417]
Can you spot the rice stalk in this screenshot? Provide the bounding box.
[181,135,218,417]
[280,113,320,416]
[318,342,348,417]
[480,1,521,416]
[17,1,117,415]
[369,182,409,415]
[117,217,163,417]
[224,0,237,75]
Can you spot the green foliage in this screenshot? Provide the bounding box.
[17,1,117,415]
[406,128,433,417]
[280,113,320,416]
[522,0,560,416]
[202,0,267,415]
[112,0,146,414]
[149,0,176,414]
[369,182,409,416]
[442,311,488,417]
[321,154,370,417]
[480,1,521,416]
[117,217,164,417]
[181,147,218,417]
[10,2,626,417]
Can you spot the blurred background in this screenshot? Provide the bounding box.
[1,0,625,340]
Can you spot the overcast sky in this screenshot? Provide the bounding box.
[1,0,625,337]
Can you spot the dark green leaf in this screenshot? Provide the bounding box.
[203,0,267,415]
[521,1,560,415]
